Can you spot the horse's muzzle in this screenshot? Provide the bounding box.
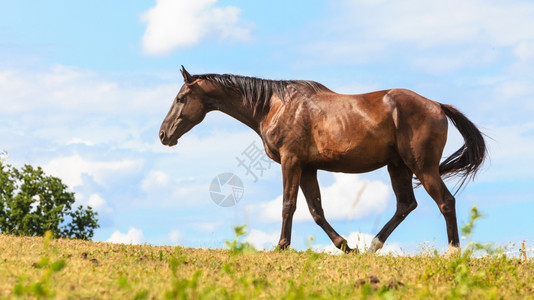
[159,130,178,146]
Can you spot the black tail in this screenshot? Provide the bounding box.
[439,104,487,194]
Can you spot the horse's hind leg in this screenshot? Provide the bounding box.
[417,168,460,250]
[300,168,351,253]
[400,142,460,253]
[370,162,417,252]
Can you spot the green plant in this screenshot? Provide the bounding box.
[443,206,503,298]
[164,247,203,299]
[460,205,500,257]
[225,224,255,254]
[0,163,99,239]
[12,231,66,298]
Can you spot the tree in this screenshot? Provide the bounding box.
[0,162,99,239]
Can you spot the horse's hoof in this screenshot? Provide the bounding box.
[368,237,384,253]
[445,245,461,257]
[339,240,352,253]
[277,240,290,251]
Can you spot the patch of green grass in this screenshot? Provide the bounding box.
[12,231,66,299]
[0,210,533,298]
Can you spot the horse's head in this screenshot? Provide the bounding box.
[159,66,209,146]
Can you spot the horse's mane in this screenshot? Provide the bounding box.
[193,73,331,116]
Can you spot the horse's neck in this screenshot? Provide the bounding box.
[215,96,264,135]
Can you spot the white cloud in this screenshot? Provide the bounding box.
[244,228,403,254]
[495,79,531,101]
[42,154,143,188]
[252,173,391,223]
[168,229,182,243]
[138,169,207,207]
[316,232,403,255]
[311,0,534,70]
[245,228,279,250]
[478,122,534,182]
[513,41,534,62]
[141,170,171,192]
[87,194,113,214]
[412,48,498,74]
[0,65,177,116]
[136,129,268,207]
[87,194,106,210]
[106,227,145,244]
[334,82,381,95]
[66,138,95,146]
[81,193,114,227]
[141,0,252,55]
[195,221,223,233]
[172,128,259,160]
[349,0,532,47]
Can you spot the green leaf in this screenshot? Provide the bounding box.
[50,259,66,272]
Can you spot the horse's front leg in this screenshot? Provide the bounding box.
[277,156,302,249]
[300,168,352,253]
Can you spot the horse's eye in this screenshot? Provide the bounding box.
[176,97,185,103]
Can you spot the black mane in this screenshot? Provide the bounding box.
[193,73,330,116]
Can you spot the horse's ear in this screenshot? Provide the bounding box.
[181,65,194,84]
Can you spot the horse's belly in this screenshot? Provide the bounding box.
[309,141,395,173]
[317,159,388,173]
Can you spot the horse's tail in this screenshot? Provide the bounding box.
[439,104,487,193]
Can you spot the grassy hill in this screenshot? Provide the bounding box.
[0,232,533,299]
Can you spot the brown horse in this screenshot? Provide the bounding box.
[160,66,486,253]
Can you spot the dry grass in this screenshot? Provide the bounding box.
[0,233,533,299]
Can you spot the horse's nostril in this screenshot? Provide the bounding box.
[159,130,166,141]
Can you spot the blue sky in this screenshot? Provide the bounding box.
[1,0,534,254]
